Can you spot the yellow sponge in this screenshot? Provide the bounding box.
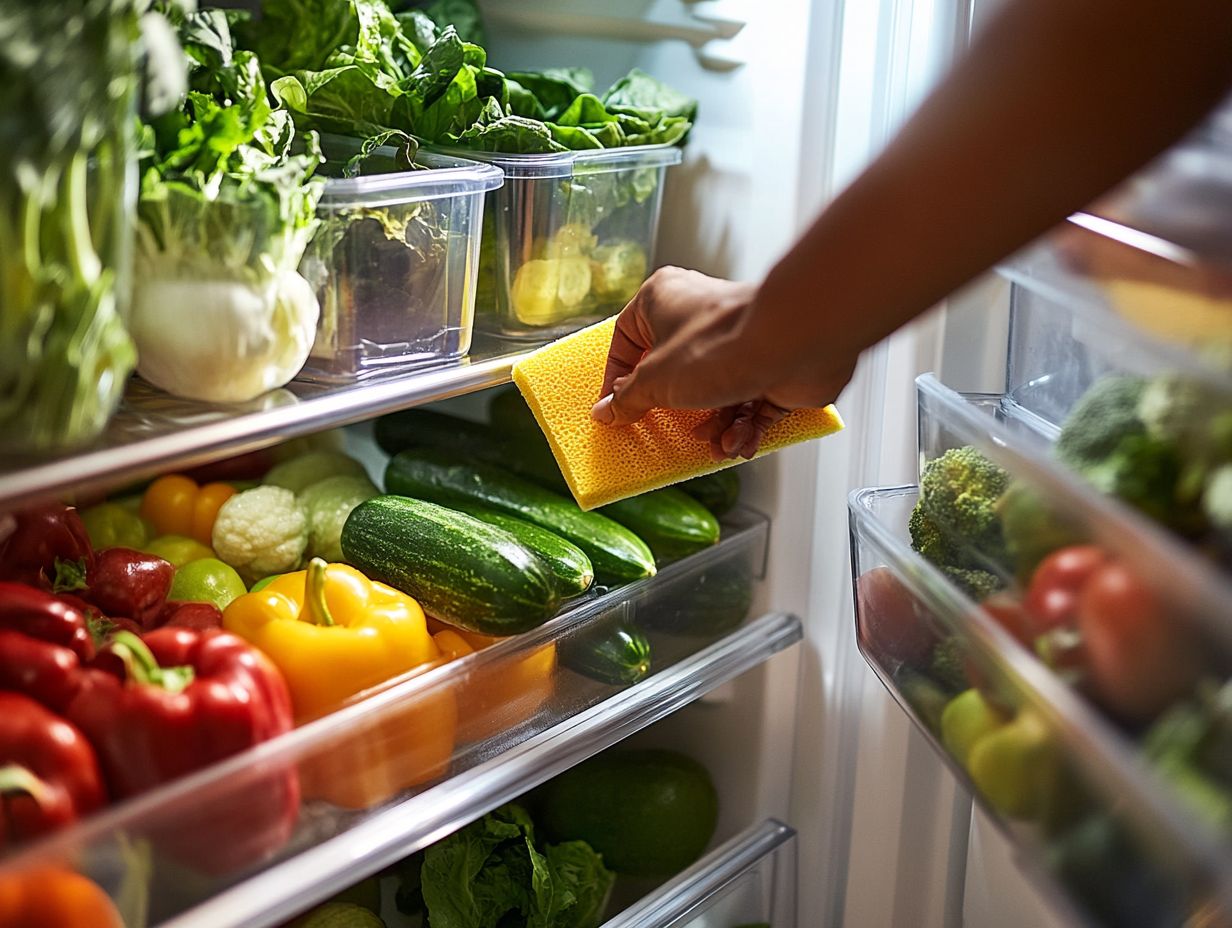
[511,316,845,510]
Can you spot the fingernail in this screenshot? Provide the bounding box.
[739,437,759,459]
[591,395,614,424]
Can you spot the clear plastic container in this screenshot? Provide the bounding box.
[428,145,682,340]
[297,151,503,383]
[1001,218,1232,385]
[0,509,791,928]
[601,820,798,928]
[849,485,1232,927]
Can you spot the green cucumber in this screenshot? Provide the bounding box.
[384,449,656,586]
[374,408,569,493]
[488,386,541,436]
[599,488,720,564]
[679,470,741,517]
[560,621,652,686]
[455,504,594,598]
[340,495,560,636]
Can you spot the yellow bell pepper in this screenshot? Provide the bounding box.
[432,624,556,745]
[223,558,439,722]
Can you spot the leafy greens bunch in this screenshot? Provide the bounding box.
[1,0,145,452]
[238,0,696,154]
[129,8,328,403]
[395,803,614,928]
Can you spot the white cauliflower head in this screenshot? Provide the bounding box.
[212,486,309,583]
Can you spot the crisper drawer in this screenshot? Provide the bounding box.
[602,820,797,928]
[999,220,1232,433]
[849,485,1232,928]
[0,509,802,928]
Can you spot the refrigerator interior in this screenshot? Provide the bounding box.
[9,0,1230,925]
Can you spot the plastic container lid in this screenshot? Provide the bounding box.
[317,147,503,210]
[425,143,684,179]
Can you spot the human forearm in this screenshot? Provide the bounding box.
[758,0,1232,364]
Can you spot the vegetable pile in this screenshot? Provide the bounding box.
[237,0,694,155]
[285,747,719,928]
[0,390,744,880]
[128,8,327,403]
[856,430,1232,918]
[0,0,144,451]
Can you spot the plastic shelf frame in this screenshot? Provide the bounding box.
[601,819,798,928]
[849,485,1232,928]
[0,334,541,511]
[0,510,801,928]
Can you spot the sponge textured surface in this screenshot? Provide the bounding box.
[512,317,845,510]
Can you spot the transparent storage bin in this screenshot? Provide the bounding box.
[1001,220,1232,419]
[849,485,1232,927]
[429,144,682,340]
[297,150,503,383]
[0,509,789,928]
[602,820,797,928]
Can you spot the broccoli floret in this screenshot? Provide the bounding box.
[920,446,1011,538]
[1140,374,1232,509]
[996,480,1085,582]
[1082,431,1189,528]
[910,446,1010,573]
[1055,375,1148,472]
[908,502,963,566]
[941,566,1004,601]
[1055,375,1202,532]
[929,636,969,693]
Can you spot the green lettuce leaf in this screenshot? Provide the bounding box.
[420,804,613,928]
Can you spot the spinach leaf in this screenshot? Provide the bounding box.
[413,0,487,46]
[507,68,595,121]
[603,68,698,121]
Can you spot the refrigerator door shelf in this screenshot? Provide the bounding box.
[2,510,798,928]
[848,485,1232,928]
[0,333,540,511]
[999,218,1232,413]
[601,819,797,928]
[915,373,1232,647]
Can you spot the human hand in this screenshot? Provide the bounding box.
[590,267,856,460]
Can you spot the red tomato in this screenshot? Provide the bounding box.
[1025,546,1109,635]
[1076,562,1202,723]
[980,593,1035,647]
[856,567,937,667]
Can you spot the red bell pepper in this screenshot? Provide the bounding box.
[66,628,299,872]
[81,548,175,629]
[156,600,224,632]
[0,692,106,848]
[0,504,94,590]
[0,583,94,713]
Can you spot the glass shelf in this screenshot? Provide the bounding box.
[0,333,543,510]
[849,485,1232,928]
[0,509,802,928]
[601,819,797,928]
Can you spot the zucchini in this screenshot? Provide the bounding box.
[679,470,741,517]
[340,495,560,636]
[560,621,652,686]
[455,504,594,598]
[599,488,720,564]
[384,449,656,586]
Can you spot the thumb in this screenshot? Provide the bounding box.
[594,366,663,426]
